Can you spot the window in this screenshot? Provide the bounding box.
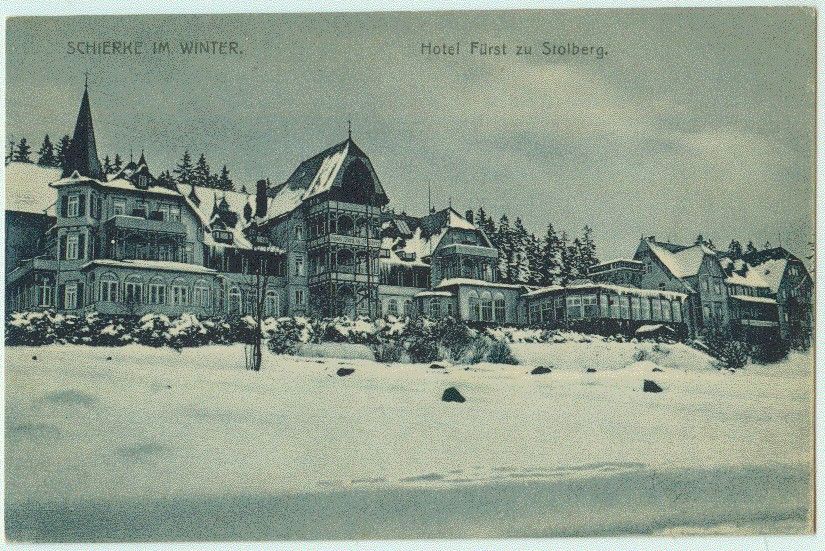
[124,277,142,303]
[295,255,305,276]
[641,297,651,320]
[651,298,662,321]
[671,301,682,323]
[65,282,78,309]
[703,305,711,320]
[567,295,583,319]
[295,289,305,305]
[429,298,440,319]
[468,291,479,321]
[530,304,539,324]
[644,261,652,274]
[494,293,506,322]
[193,281,210,308]
[295,225,304,240]
[658,282,666,291]
[171,280,189,305]
[713,281,722,295]
[138,175,148,188]
[387,298,399,317]
[541,300,552,323]
[701,279,709,292]
[610,295,621,319]
[554,296,565,320]
[113,198,126,216]
[244,290,255,314]
[620,295,630,319]
[631,296,641,319]
[404,300,413,317]
[37,279,53,306]
[67,195,80,217]
[100,274,118,302]
[66,234,79,260]
[228,287,242,314]
[661,299,672,321]
[265,290,280,317]
[479,291,493,321]
[583,295,598,317]
[148,279,166,305]
[714,303,724,320]
[169,205,181,222]
[600,294,609,317]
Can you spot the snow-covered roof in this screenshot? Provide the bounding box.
[748,258,788,294]
[80,259,217,274]
[644,239,713,279]
[730,295,778,305]
[524,281,688,302]
[435,278,525,290]
[50,171,181,197]
[636,324,676,334]
[414,290,454,298]
[4,161,61,214]
[590,258,643,269]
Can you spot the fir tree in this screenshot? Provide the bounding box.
[13,137,33,163]
[102,155,113,174]
[526,233,543,285]
[192,153,211,187]
[764,240,772,250]
[112,153,123,173]
[510,217,531,284]
[55,135,71,170]
[494,215,514,283]
[476,206,496,238]
[36,135,56,166]
[745,240,758,255]
[727,240,743,259]
[217,165,235,191]
[157,170,175,189]
[558,231,574,285]
[577,225,599,275]
[174,150,194,185]
[568,237,583,280]
[6,140,15,164]
[539,223,563,286]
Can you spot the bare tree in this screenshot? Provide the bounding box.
[245,179,272,372]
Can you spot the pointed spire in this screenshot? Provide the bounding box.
[347,119,352,140]
[62,77,105,181]
[138,149,147,166]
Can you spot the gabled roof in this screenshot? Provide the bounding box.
[639,238,715,279]
[62,85,105,181]
[262,138,389,221]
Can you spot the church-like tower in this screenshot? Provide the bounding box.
[61,77,105,181]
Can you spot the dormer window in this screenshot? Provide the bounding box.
[113,198,126,216]
[295,225,304,241]
[138,175,148,188]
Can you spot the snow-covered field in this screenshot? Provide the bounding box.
[4,340,814,541]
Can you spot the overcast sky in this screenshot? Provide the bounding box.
[5,7,815,261]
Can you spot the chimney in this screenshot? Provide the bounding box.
[465,210,474,224]
[255,179,268,218]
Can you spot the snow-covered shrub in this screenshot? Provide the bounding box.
[750,331,789,364]
[486,340,519,365]
[371,340,405,363]
[322,316,379,345]
[133,314,172,347]
[436,317,476,362]
[266,317,309,355]
[6,311,57,345]
[701,324,749,370]
[466,336,493,364]
[166,314,210,349]
[633,349,649,362]
[400,317,442,363]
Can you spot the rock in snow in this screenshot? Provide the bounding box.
[530,366,552,375]
[336,368,355,377]
[429,363,447,369]
[442,387,466,403]
[586,368,597,373]
[643,379,663,393]
[652,367,663,372]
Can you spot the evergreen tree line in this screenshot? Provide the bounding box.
[698,236,776,260]
[7,136,236,192]
[6,135,72,168]
[473,206,599,286]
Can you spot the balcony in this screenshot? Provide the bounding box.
[105,214,187,236]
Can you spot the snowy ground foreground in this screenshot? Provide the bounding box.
[5,340,814,541]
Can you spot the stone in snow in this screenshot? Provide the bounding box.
[442,387,465,403]
[643,379,663,393]
[586,368,597,373]
[336,368,355,377]
[652,367,663,372]
[429,363,446,369]
[530,366,552,375]
[32,356,37,361]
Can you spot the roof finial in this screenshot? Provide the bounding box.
[347,119,352,140]
[84,71,89,89]
[129,148,133,163]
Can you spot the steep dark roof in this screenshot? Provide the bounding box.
[62,85,105,181]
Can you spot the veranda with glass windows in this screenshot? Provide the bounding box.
[525,283,688,333]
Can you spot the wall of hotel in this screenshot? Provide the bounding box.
[378,285,418,317]
[267,210,309,315]
[455,285,521,324]
[5,211,53,275]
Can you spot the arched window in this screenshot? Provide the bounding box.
[429,297,440,319]
[480,291,493,322]
[265,289,280,317]
[170,278,189,306]
[99,272,119,302]
[228,286,242,315]
[148,276,166,305]
[193,279,210,308]
[493,292,506,322]
[123,274,143,304]
[356,217,369,238]
[672,300,683,323]
[387,298,399,317]
[336,215,354,236]
[403,299,413,317]
[467,290,479,321]
[244,289,255,315]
